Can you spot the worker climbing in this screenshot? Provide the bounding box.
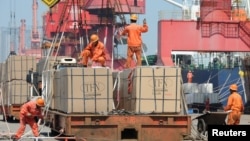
[120,14,148,68]
[224,84,244,125]
[12,97,45,141]
[187,70,194,83]
[79,34,106,67]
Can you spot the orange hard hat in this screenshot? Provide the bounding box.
[230,84,238,91]
[130,14,137,20]
[90,34,99,43]
[36,98,45,107]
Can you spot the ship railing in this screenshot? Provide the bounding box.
[239,22,250,47]
[158,10,191,20]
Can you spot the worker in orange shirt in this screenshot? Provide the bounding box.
[187,70,194,83]
[12,98,45,141]
[79,34,106,67]
[224,84,244,125]
[121,14,148,68]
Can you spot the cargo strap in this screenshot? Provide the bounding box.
[128,68,135,94]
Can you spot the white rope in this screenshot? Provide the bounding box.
[141,43,149,66]
[113,71,121,109]
[0,84,13,140]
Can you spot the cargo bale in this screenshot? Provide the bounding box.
[182,83,199,94]
[56,67,113,113]
[120,66,182,114]
[6,55,37,82]
[6,80,30,104]
[36,56,68,78]
[42,70,56,109]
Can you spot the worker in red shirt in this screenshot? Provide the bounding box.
[187,70,194,83]
[79,34,106,67]
[224,84,244,125]
[12,98,45,141]
[121,14,148,68]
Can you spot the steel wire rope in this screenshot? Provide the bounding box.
[219,80,244,103]
[0,84,14,140]
[214,77,241,93]
[43,0,71,71]
[218,77,242,98]
[70,0,81,57]
[82,0,89,48]
[21,1,72,139]
[112,71,121,109]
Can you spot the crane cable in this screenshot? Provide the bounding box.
[77,0,84,52]
[38,0,72,137]
[82,0,90,46]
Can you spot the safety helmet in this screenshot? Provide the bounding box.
[230,84,238,91]
[90,34,99,43]
[130,14,137,20]
[36,98,45,107]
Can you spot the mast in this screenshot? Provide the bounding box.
[9,0,17,54]
[31,0,40,49]
[19,19,26,55]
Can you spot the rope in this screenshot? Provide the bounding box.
[0,84,13,140]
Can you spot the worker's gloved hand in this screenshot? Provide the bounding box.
[78,56,82,61]
[143,18,147,24]
[26,113,32,117]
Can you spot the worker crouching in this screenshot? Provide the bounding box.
[79,34,106,67]
[12,98,45,141]
[224,84,244,125]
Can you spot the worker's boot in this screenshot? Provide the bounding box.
[11,135,19,141]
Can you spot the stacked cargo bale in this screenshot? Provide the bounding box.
[114,66,182,114]
[36,56,68,81]
[41,70,56,109]
[182,83,199,94]
[52,67,114,113]
[1,55,37,105]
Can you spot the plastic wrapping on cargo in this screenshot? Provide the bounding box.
[182,83,199,94]
[198,83,213,93]
[185,93,206,104]
[206,93,220,104]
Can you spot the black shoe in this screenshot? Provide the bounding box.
[11,135,20,141]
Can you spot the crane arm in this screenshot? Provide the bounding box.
[163,0,188,10]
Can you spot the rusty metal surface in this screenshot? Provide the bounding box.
[47,110,191,141]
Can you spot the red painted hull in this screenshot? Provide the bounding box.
[157,20,250,66]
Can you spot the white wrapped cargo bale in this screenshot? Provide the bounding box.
[185,93,205,104]
[42,70,56,109]
[198,83,213,93]
[182,83,199,94]
[120,66,182,114]
[205,93,220,104]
